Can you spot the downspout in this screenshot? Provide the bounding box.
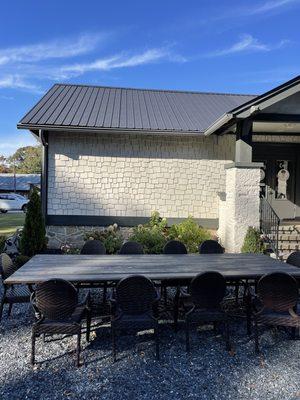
[38,129,48,221]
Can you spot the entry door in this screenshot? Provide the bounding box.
[253,143,300,220]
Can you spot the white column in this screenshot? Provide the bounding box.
[218,162,262,253]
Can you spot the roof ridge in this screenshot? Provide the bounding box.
[53,83,257,98]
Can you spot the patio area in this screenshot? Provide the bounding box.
[1,247,300,400]
[2,295,300,400]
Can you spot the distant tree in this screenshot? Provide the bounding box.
[0,155,10,173]
[20,187,47,256]
[7,146,42,174]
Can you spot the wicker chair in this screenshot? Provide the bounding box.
[176,271,230,352]
[163,240,187,255]
[109,275,160,361]
[199,240,224,254]
[80,240,106,255]
[119,241,144,255]
[286,251,300,267]
[253,272,300,354]
[0,253,30,320]
[31,279,91,367]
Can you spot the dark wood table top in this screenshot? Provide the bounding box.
[5,253,300,285]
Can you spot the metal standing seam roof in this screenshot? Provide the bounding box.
[0,174,40,191]
[18,84,256,134]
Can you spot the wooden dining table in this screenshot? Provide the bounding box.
[4,253,300,285]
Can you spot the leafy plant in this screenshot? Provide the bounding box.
[19,187,47,256]
[129,211,168,254]
[85,224,122,254]
[60,244,81,254]
[0,235,6,253]
[241,227,264,254]
[168,216,211,253]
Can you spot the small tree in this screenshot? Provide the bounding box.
[241,227,264,254]
[20,188,47,256]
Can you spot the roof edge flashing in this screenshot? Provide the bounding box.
[204,113,234,136]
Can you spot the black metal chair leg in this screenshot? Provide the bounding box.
[254,318,260,354]
[185,320,190,352]
[86,311,91,342]
[235,283,239,304]
[103,283,108,305]
[7,303,13,317]
[112,326,117,362]
[173,288,180,332]
[0,296,5,321]
[76,332,81,367]
[31,332,36,366]
[164,287,168,306]
[155,326,160,360]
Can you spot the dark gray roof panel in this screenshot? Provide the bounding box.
[19,84,256,133]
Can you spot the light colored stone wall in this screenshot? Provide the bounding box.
[218,166,261,253]
[47,132,235,219]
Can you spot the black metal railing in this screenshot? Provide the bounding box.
[260,195,280,258]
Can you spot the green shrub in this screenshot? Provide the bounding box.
[0,236,6,253]
[20,188,47,257]
[15,255,31,268]
[168,216,211,253]
[129,211,168,254]
[241,227,264,253]
[85,224,122,254]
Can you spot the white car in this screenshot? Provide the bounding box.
[0,193,29,213]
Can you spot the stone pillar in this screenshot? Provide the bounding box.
[218,162,263,253]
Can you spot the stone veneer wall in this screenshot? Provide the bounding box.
[47,132,235,219]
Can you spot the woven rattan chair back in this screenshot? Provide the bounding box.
[257,272,298,312]
[35,279,78,320]
[119,241,144,255]
[163,240,187,254]
[116,275,157,315]
[286,251,300,267]
[80,240,106,255]
[190,272,226,309]
[199,240,224,254]
[0,253,16,280]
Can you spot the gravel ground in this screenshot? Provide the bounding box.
[1,290,300,400]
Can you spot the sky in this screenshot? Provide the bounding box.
[0,0,299,156]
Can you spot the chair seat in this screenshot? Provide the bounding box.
[112,313,157,331]
[33,306,86,335]
[256,308,300,327]
[6,285,31,302]
[186,307,227,323]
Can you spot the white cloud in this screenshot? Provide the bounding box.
[206,34,289,57]
[247,0,299,15]
[0,33,105,66]
[0,75,42,93]
[54,48,186,79]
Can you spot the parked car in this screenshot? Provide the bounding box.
[0,193,29,213]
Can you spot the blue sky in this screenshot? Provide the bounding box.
[0,0,299,155]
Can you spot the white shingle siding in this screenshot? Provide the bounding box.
[47,132,235,219]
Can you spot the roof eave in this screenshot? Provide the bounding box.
[17,123,206,137]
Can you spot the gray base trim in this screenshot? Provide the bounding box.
[46,215,218,229]
[225,162,264,169]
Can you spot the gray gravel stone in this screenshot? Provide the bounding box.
[1,288,300,400]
